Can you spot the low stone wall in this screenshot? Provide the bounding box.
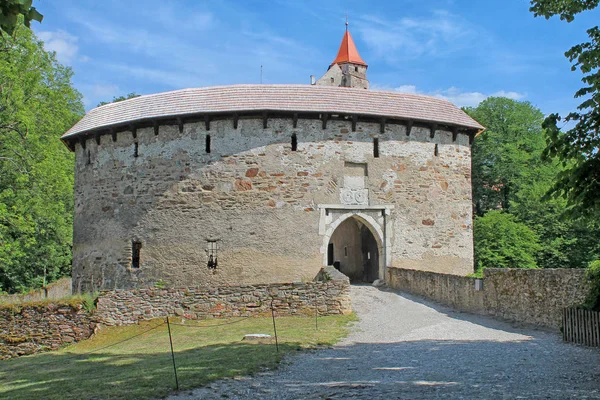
[0,278,72,305]
[483,268,590,328]
[387,268,485,314]
[387,267,591,329]
[96,271,351,326]
[0,301,94,359]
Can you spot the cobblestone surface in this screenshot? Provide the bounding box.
[169,285,600,399]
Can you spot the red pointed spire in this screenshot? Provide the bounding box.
[331,24,367,67]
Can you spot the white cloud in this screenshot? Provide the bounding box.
[37,30,79,64]
[390,85,525,107]
[356,10,478,61]
[79,83,121,108]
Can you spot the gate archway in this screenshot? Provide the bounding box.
[322,213,384,283]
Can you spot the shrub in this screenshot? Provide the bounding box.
[474,210,541,271]
[582,260,600,311]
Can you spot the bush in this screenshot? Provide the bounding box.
[582,260,600,311]
[474,210,541,271]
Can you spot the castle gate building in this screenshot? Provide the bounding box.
[62,28,483,292]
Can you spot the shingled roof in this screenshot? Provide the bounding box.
[61,84,484,143]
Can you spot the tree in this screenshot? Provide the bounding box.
[97,92,140,107]
[466,97,600,269]
[530,0,600,216]
[466,97,547,216]
[0,0,43,35]
[0,22,83,292]
[474,211,541,270]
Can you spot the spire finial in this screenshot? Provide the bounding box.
[345,15,348,31]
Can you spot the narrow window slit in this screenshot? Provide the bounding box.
[206,134,211,153]
[434,144,439,157]
[134,142,139,158]
[131,241,142,268]
[373,138,379,158]
[291,133,297,151]
[344,246,348,257]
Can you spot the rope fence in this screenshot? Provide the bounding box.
[10,295,326,392]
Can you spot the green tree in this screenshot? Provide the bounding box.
[0,0,43,35]
[466,97,600,269]
[97,92,140,107]
[0,22,83,292]
[466,97,547,216]
[530,0,600,216]
[474,211,541,270]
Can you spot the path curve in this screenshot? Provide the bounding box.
[170,285,600,399]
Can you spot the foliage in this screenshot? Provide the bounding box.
[582,260,600,311]
[0,23,84,293]
[97,92,140,107]
[474,211,541,271]
[466,98,600,269]
[530,0,600,216]
[0,0,43,36]
[0,314,356,399]
[466,97,547,215]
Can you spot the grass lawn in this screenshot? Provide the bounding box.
[0,314,356,399]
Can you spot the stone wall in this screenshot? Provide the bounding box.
[0,301,94,359]
[95,272,351,326]
[0,278,72,305]
[387,267,485,314]
[387,267,591,329]
[73,116,474,291]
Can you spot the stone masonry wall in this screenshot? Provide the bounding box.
[95,273,351,326]
[387,267,591,329]
[73,116,474,292]
[0,301,94,359]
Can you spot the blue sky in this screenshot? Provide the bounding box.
[32,0,599,115]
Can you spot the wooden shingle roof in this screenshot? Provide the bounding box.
[61,84,484,143]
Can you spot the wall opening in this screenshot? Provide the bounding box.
[327,217,380,283]
[291,133,297,151]
[205,134,211,153]
[133,142,139,158]
[207,240,218,269]
[131,241,142,268]
[434,143,439,157]
[373,138,379,158]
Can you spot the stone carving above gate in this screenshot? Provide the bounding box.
[340,188,369,205]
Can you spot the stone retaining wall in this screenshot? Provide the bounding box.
[0,278,72,305]
[96,272,351,326]
[387,267,591,329]
[0,301,94,359]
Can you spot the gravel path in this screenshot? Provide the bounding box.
[169,285,600,399]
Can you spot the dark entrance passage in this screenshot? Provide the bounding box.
[328,217,379,283]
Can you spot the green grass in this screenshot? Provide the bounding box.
[0,314,357,399]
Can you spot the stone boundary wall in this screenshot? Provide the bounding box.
[387,267,591,329]
[96,271,351,326]
[0,278,72,305]
[0,301,94,359]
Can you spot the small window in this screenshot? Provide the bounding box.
[131,241,142,268]
[344,246,348,257]
[86,150,91,165]
[207,240,218,269]
[134,142,139,158]
[291,133,297,151]
[330,77,334,83]
[373,138,379,158]
[367,251,371,260]
[354,66,358,72]
[205,134,211,153]
[434,144,439,157]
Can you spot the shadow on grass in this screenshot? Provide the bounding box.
[0,342,299,400]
